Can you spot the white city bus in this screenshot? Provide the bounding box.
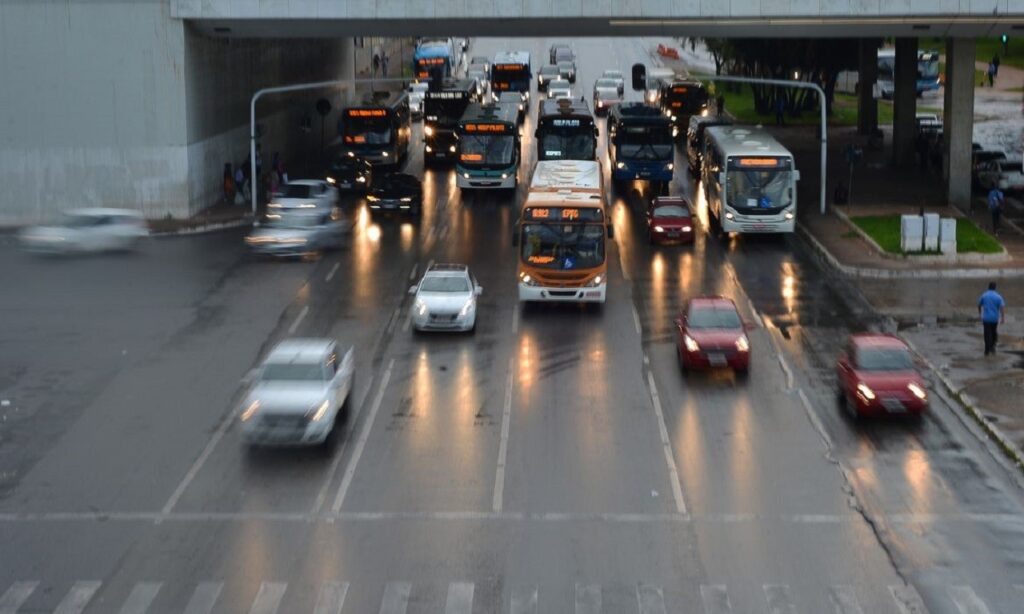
[701,126,800,234]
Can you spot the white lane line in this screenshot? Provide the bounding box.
[636,583,667,614]
[510,587,538,614]
[183,582,223,614]
[332,358,395,513]
[439,225,450,240]
[444,582,474,614]
[384,307,400,335]
[248,582,287,614]
[828,585,865,614]
[0,581,38,614]
[632,304,642,336]
[161,404,239,515]
[493,358,515,512]
[699,584,734,614]
[888,585,928,614]
[313,581,349,614]
[288,305,310,334]
[777,354,795,390]
[118,582,162,614]
[402,310,413,333]
[762,584,797,614]
[575,584,601,614]
[53,581,101,614]
[798,387,835,450]
[378,582,411,614]
[325,262,340,282]
[745,296,765,328]
[947,585,991,614]
[646,369,688,515]
[409,263,419,281]
[511,304,520,334]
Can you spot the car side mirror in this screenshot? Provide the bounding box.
[408,284,418,295]
[793,170,801,181]
[475,286,483,296]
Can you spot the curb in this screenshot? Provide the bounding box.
[796,220,1024,279]
[902,336,1024,474]
[149,217,252,237]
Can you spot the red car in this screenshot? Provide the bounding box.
[647,196,695,245]
[674,296,750,375]
[836,334,928,419]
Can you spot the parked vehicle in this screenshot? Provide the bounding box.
[976,158,1024,192]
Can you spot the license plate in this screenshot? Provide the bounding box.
[708,353,726,366]
[882,398,905,412]
[666,232,680,237]
[585,291,601,298]
[339,181,352,188]
[639,172,651,178]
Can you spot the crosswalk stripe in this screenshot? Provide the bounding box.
[53,581,102,614]
[183,582,223,614]
[699,584,733,614]
[575,583,601,614]
[0,582,37,614]
[118,582,162,614]
[510,586,538,614]
[378,582,411,614]
[829,585,864,614]
[313,581,349,614]
[248,582,287,614]
[888,585,928,614]
[763,584,797,614]
[445,582,474,614]
[947,586,991,614]
[636,583,667,614]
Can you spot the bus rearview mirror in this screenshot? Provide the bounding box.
[793,170,801,181]
[631,63,647,92]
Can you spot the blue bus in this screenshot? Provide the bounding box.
[414,39,455,80]
[607,103,674,193]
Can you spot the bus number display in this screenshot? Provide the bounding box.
[494,82,511,90]
[464,123,508,133]
[551,119,581,127]
[347,109,387,118]
[494,64,525,71]
[426,91,467,100]
[737,158,783,167]
[672,86,688,93]
[460,153,483,161]
[418,58,446,66]
[526,207,603,222]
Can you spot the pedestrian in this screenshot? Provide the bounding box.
[716,95,725,117]
[381,51,389,78]
[774,95,785,126]
[993,54,1001,77]
[987,61,996,87]
[978,282,1006,355]
[233,165,245,205]
[988,182,1005,234]
[222,162,235,205]
[277,161,288,186]
[268,166,281,200]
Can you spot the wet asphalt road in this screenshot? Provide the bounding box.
[1,38,1024,614]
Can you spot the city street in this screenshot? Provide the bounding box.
[2,38,1024,614]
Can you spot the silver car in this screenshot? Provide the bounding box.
[239,339,355,447]
[267,180,339,214]
[409,263,483,333]
[245,212,351,257]
[546,79,572,101]
[19,208,148,254]
[601,69,625,95]
[593,78,623,116]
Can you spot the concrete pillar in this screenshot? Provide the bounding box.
[891,38,918,167]
[342,37,356,105]
[857,38,879,136]
[944,38,976,209]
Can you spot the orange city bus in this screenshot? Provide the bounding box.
[514,160,613,304]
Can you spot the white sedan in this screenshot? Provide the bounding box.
[546,79,572,101]
[239,338,354,447]
[409,263,482,333]
[267,180,339,214]
[602,69,625,95]
[19,208,148,254]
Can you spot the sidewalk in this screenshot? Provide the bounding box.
[147,202,253,236]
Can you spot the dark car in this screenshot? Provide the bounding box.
[647,197,694,245]
[367,172,423,216]
[674,296,750,376]
[686,115,731,175]
[497,91,526,124]
[327,155,373,192]
[836,334,928,419]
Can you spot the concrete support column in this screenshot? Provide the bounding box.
[891,38,918,167]
[342,37,356,105]
[944,38,976,208]
[857,38,879,136]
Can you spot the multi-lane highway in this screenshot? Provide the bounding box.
[1,38,1023,614]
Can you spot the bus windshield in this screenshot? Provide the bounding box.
[459,132,515,167]
[344,116,392,145]
[726,167,793,212]
[425,95,470,126]
[663,86,708,113]
[521,223,605,270]
[538,123,595,160]
[617,126,672,160]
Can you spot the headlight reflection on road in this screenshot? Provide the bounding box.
[781,262,797,314]
[904,448,933,504]
[400,223,414,251]
[518,335,535,391]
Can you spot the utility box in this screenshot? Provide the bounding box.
[900,215,924,252]
[923,213,940,251]
[940,217,957,254]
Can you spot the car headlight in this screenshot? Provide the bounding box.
[654,225,665,233]
[459,299,475,317]
[681,225,692,232]
[735,335,750,352]
[672,127,680,138]
[367,195,379,202]
[519,104,524,111]
[425,145,433,153]
[616,162,625,169]
[307,400,330,422]
[415,299,428,316]
[268,203,282,208]
[907,382,927,400]
[584,275,603,287]
[356,176,366,183]
[521,92,527,101]
[683,335,700,352]
[597,100,603,107]
[857,383,876,401]
[240,400,260,422]
[382,151,389,158]
[346,151,355,157]
[449,145,456,153]
[671,115,678,122]
[297,203,316,209]
[326,176,336,184]
[424,125,435,136]
[400,197,413,202]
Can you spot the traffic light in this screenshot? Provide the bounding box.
[631,63,647,92]
[1002,34,1009,52]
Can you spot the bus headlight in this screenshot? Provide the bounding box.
[424,125,434,136]
[519,272,538,286]
[501,173,509,179]
[326,176,336,184]
[425,145,433,153]
[584,275,603,287]
[725,212,734,220]
[462,172,470,179]
[356,176,366,183]
[784,211,794,220]
[381,151,389,158]
[400,197,413,202]
[616,162,625,169]
[666,162,674,171]
[673,127,679,138]
[449,145,456,153]
[346,151,355,157]
[671,115,678,122]
[683,335,700,353]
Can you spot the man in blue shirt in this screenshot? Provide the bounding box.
[988,185,1005,234]
[978,282,1006,355]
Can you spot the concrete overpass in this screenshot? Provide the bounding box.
[1,0,1022,222]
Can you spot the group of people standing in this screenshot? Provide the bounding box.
[222,151,288,207]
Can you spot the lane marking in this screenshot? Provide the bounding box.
[288,305,310,334]
[409,263,419,281]
[492,358,515,512]
[510,587,538,614]
[444,582,474,614]
[947,585,992,614]
[575,584,601,614]
[439,225,450,240]
[798,387,835,450]
[0,581,37,614]
[183,582,223,614]
[384,307,400,336]
[426,258,435,270]
[777,354,795,391]
[828,585,865,614]
[745,296,765,328]
[325,262,340,282]
[700,584,734,614]
[313,581,349,614]
[636,583,667,614]
[378,582,411,614]
[53,581,101,614]
[646,368,688,515]
[331,358,395,513]
[118,582,162,614]
[402,310,413,333]
[161,404,240,515]
[889,585,928,614]
[248,582,287,614]
[632,304,642,336]
[763,584,797,614]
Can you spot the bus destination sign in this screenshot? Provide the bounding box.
[347,109,387,118]
[464,123,509,133]
[525,207,604,222]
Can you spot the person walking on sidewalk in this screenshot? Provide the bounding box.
[988,183,1005,234]
[979,282,1006,355]
[987,61,996,87]
[774,95,785,125]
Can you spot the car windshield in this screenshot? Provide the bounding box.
[521,223,605,270]
[596,79,618,89]
[604,71,622,79]
[558,62,573,70]
[688,306,742,329]
[541,66,560,76]
[652,205,690,218]
[420,276,470,292]
[261,362,325,382]
[857,347,913,371]
[60,213,106,227]
[278,184,315,199]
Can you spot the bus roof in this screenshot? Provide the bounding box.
[704,125,794,158]
[425,79,476,97]
[539,98,593,119]
[526,160,604,208]
[493,51,530,66]
[415,40,452,58]
[459,101,518,126]
[351,89,408,110]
